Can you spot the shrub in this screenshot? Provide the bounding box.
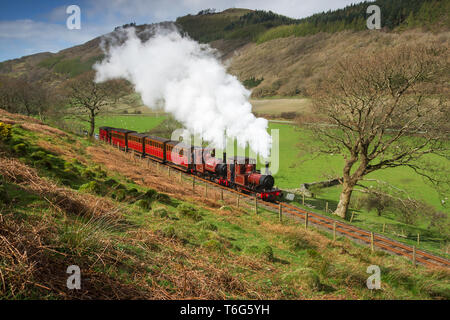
[81,168,96,179]
[162,226,177,238]
[202,239,224,253]
[177,203,202,221]
[261,245,274,262]
[79,181,104,195]
[30,151,47,160]
[143,189,158,200]
[0,122,12,141]
[12,143,27,155]
[281,268,322,291]
[112,189,127,201]
[154,193,171,204]
[0,183,10,204]
[135,199,151,211]
[104,178,118,187]
[152,207,168,218]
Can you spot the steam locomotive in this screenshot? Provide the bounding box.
[99,126,282,201]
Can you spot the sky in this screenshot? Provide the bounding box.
[0,0,365,62]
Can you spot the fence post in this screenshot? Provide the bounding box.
[417,233,420,246]
[168,166,170,177]
[179,171,182,182]
[370,232,374,252]
[147,158,150,168]
[382,223,386,233]
[236,194,240,208]
[204,183,207,198]
[350,211,355,223]
[305,212,309,229]
[412,245,416,267]
[325,202,328,213]
[333,222,336,242]
[156,162,159,173]
[254,196,258,214]
[192,176,195,193]
[279,204,282,222]
[302,194,305,206]
[220,189,224,201]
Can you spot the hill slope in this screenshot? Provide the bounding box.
[1,109,449,299]
[1,1,449,97]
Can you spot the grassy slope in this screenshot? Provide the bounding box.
[89,114,448,257]
[1,110,449,299]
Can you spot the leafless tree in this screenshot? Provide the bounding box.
[0,76,51,118]
[304,43,449,218]
[65,72,129,137]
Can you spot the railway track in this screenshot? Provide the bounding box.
[127,148,450,269]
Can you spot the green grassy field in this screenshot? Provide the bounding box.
[81,115,167,133]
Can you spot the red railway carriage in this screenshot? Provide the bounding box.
[145,135,169,162]
[99,126,113,143]
[110,128,136,151]
[128,133,148,154]
[165,141,193,172]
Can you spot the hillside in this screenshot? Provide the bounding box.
[1,109,449,299]
[1,1,448,98]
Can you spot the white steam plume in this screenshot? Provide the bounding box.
[94,26,272,158]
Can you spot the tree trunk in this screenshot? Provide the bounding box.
[89,111,95,138]
[334,182,354,218]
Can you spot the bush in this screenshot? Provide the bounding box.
[79,181,104,195]
[0,122,12,141]
[81,168,96,179]
[152,207,168,218]
[162,226,177,238]
[177,203,202,221]
[12,143,27,155]
[112,189,127,201]
[135,199,152,211]
[30,151,47,160]
[281,268,322,291]
[154,193,171,204]
[202,239,224,253]
[143,189,158,200]
[104,178,118,187]
[0,183,10,204]
[261,245,274,262]
[196,221,218,231]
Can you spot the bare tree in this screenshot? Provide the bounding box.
[0,76,51,118]
[65,72,129,137]
[304,44,449,218]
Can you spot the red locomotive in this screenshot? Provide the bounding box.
[99,127,281,201]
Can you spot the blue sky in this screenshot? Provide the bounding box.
[0,0,364,62]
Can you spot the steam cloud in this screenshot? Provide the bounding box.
[94,27,272,158]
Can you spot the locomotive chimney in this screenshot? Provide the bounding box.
[265,162,270,174]
[223,152,227,163]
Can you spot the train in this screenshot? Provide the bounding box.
[99,126,282,201]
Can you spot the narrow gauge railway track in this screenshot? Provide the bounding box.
[126,148,450,269]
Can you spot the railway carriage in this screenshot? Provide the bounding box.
[128,132,148,154]
[99,126,113,143]
[165,141,193,172]
[110,128,136,151]
[144,135,169,162]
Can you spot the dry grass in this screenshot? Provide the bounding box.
[228,29,450,97]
